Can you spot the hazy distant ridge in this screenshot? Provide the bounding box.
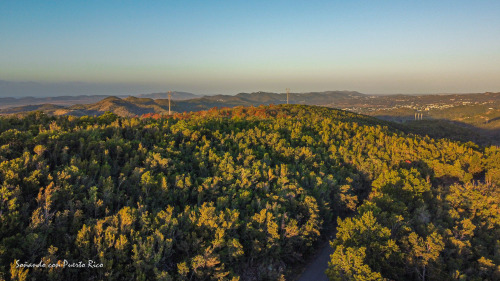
[138,91,200,100]
[0,91,200,109]
[1,91,498,120]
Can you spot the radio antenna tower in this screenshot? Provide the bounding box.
[286,88,290,104]
[168,91,172,115]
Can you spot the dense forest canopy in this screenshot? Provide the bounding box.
[0,105,498,280]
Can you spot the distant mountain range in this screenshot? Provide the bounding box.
[0,91,200,109]
[1,90,499,145]
[0,95,111,109]
[0,90,365,116]
[0,90,363,112]
[2,91,499,117]
[171,90,365,111]
[0,80,179,99]
[138,91,200,100]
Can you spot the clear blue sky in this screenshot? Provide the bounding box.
[1,0,500,96]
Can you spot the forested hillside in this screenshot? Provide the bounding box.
[0,105,498,280]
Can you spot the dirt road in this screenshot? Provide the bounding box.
[296,242,333,281]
